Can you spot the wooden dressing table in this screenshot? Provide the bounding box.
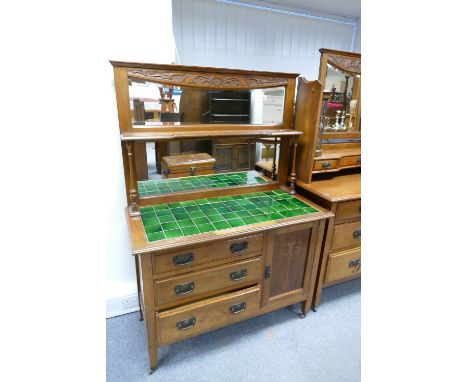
[111,61,332,373]
[294,49,361,310]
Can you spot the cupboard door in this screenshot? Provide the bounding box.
[261,223,319,307]
[214,146,234,172]
[234,144,250,170]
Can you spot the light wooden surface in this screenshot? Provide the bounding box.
[297,173,361,203]
[324,248,361,284]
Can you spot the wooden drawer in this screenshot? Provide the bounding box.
[157,285,261,346]
[154,257,262,308]
[152,234,263,276]
[340,155,361,167]
[324,248,361,284]
[314,159,338,171]
[330,220,361,252]
[335,200,361,223]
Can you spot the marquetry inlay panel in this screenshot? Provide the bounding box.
[127,69,288,89]
[269,228,311,297]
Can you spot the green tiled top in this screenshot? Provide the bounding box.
[138,171,268,197]
[141,189,319,242]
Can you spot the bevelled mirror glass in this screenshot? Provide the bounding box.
[128,80,285,127]
[321,63,361,134]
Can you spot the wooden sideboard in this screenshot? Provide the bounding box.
[111,60,332,373]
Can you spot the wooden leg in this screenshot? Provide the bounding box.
[300,300,310,318]
[140,255,158,372]
[134,256,143,321]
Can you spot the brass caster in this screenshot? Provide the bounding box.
[149,368,157,375]
[139,318,144,322]
[312,307,317,312]
[299,313,306,319]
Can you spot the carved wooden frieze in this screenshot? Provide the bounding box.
[127,69,288,89]
[328,54,361,75]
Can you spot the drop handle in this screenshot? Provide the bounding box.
[229,302,247,314]
[176,317,196,330]
[230,241,248,253]
[353,230,361,238]
[230,269,248,281]
[174,281,195,296]
[173,253,194,266]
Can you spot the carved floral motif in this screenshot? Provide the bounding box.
[328,55,361,74]
[128,69,288,88]
[279,234,303,291]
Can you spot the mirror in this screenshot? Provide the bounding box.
[320,63,361,134]
[132,138,281,199]
[128,80,285,127]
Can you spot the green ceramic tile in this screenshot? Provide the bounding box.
[165,229,183,239]
[156,209,171,217]
[228,219,245,227]
[185,206,200,212]
[268,212,283,220]
[174,213,190,220]
[158,215,175,223]
[190,211,205,218]
[193,217,210,225]
[147,232,165,241]
[181,226,200,236]
[235,211,251,218]
[197,223,216,233]
[146,224,163,234]
[213,221,230,230]
[224,212,238,220]
[255,215,270,222]
[178,219,194,228]
[143,217,158,226]
[162,222,179,231]
[249,209,263,216]
[242,216,258,225]
[280,210,296,218]
[153,204,169,211]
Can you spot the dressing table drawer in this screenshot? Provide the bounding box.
[324,248,361,284]
[340,155,361,168]
[313,159,338,171]
[154,257,262,308]
[152,234,264,276]
[335,200,361,223]
[330,221,361,253]
[157,285,260,346]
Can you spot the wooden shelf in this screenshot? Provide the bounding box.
[121,129,302,141]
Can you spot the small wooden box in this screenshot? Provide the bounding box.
[161,153,216,178]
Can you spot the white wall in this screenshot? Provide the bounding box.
[104,1,176,317]
[172,0,356,79]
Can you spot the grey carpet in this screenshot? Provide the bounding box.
[107,279,360,382]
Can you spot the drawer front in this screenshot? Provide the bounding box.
[340,155,361,167]
[152,234,263,275]
[154,257,262,308]
[335,200,361,223]
[314,159,338,171]
[324,248,361,284]
[331,221,361,252]
[157,286,260,345]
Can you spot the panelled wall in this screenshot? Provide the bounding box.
[172,0,357,78]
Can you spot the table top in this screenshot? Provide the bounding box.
[141,189,319,242]
[297,173,361,203]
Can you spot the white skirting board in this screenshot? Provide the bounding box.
[106,293,140,318]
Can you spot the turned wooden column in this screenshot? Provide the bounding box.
[289,137,298,195]
[126,141,141,216]
[271,137,278,180]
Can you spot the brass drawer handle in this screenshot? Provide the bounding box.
[174,281,195,296]
[353,230,361,238]
[349,259,360,268]
[173,253,194,266]
[321,161,331,168]
[349,259,361,273]
[229,301,247,314]
[230,269,248,281]
[230,241,248,253]
[176,316,196,330]
[189,166,196,176]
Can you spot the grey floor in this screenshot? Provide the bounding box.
[107,279,360,382]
